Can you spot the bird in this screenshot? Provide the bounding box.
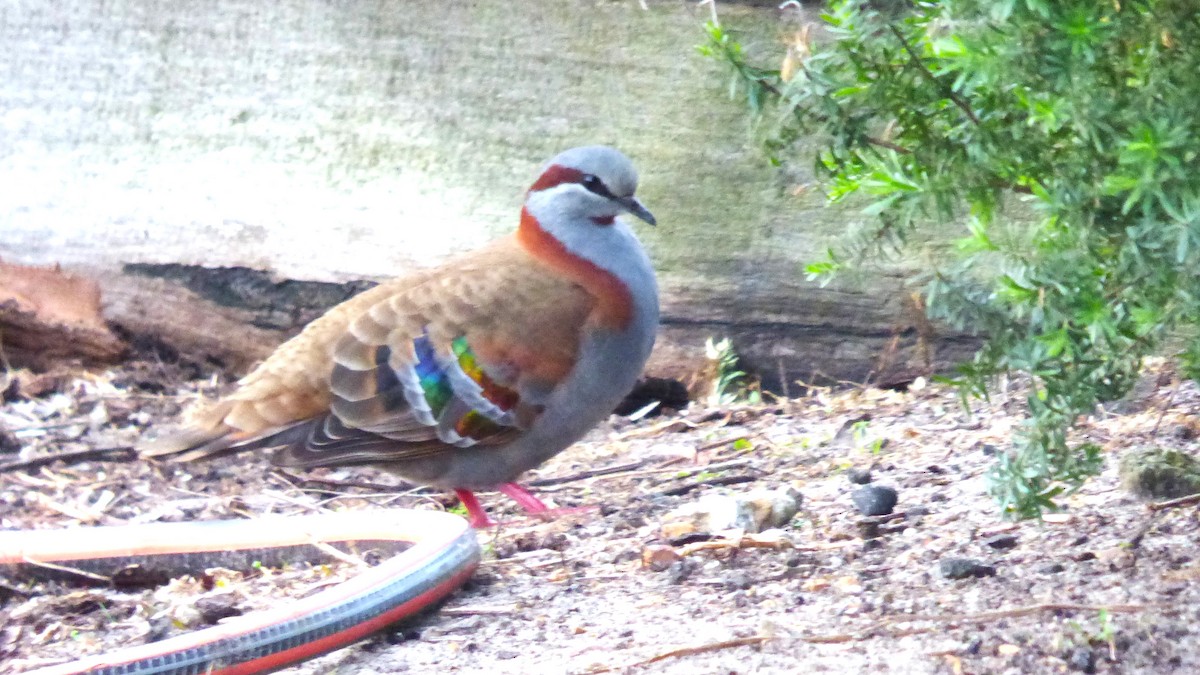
[141,145,660,528]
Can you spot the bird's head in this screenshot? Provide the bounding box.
[525,146,656,228]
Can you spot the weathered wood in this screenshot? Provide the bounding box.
[0,261,126,369]
[0,1,979,390]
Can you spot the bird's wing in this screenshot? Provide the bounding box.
[141,236,596,466]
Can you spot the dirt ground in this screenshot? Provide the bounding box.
[1,357,1198,674]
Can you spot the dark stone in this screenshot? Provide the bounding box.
[856,520,882,540]
[852,485,898,516]
[984,534,1019,550]
[666,559,695,585]
[848,468,873,485]
[1038,562,1066,574]
[196,594,243,625]
[939,557,997,580]
[668,532,719,547]
[0,422,20,454]
[965,636,983,655]
[615,377,690,415]
[1067,646,1096,673]
[724,570,754,591]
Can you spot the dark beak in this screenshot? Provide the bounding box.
[616,196,657,226]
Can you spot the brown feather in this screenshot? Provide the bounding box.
[140,235,597,467]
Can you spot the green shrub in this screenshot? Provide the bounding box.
[701,1,1200,518]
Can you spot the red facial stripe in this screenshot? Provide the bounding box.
[528,164,586,193]
[517,208,633,330]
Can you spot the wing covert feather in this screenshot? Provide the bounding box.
[169,236,597,467]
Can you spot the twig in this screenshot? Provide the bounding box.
[1147,491,1200,512]
[887,24,979,126]
[694,436,750,453]
[271,469,421,494]
[635,635,770,669]
[864,135,912,154]
[14,557,111,584]
[601,600,1164,671]
[439,605,517,616]
[658,474,758,497]
[613,417,699,440]
[309,541,368,569]
[528,460,647,487]
[0,446,135,473]
[1150,377,1182,437]
[890,602,1158,625]
[590,458,752,483]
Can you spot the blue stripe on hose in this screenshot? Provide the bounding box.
[87,529,480,675]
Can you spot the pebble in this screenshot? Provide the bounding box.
[663,486,802,534]
[196,594,242,625]
[724,570,754,591]
[852,485,898,516]
[666,559,695,585]
[848,467,873,485]
[985,534,1019,550]
[939,557,997,579]
[1068,646,1096,673]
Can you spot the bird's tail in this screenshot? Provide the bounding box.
[139,401,253,462]
[139,400,321,463]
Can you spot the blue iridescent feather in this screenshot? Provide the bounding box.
[412,332,452,416]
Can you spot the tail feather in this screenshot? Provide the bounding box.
[138,419,310,463]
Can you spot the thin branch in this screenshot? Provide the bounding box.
[527,460,647,487]
[658,474,759,497]
[623,636,771,671]
[0,446,135,473]
[1147,491,1200,512]
[864,135,912,154]
[888,24,980,125]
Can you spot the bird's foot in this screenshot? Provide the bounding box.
[496,482,550,518]
[453,488,495,529]
[454,484,572,528]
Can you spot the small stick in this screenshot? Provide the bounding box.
[439,605,517,616]
[640,636,770,667]
[0,446,135,473]
[1147,491,1200,512]
[15,557,111,584]
[528,460,647,487]
[597,458,752,483]
[658,474,758,497]
[271,469,419,494]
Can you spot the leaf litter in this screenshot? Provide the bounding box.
[1,358,1198,674]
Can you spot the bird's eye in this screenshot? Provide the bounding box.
[581,174,612,198]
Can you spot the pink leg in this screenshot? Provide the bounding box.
[454,488,494,529]
[496,482,549,515]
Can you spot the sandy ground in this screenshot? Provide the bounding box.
[1,359,1198,674]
